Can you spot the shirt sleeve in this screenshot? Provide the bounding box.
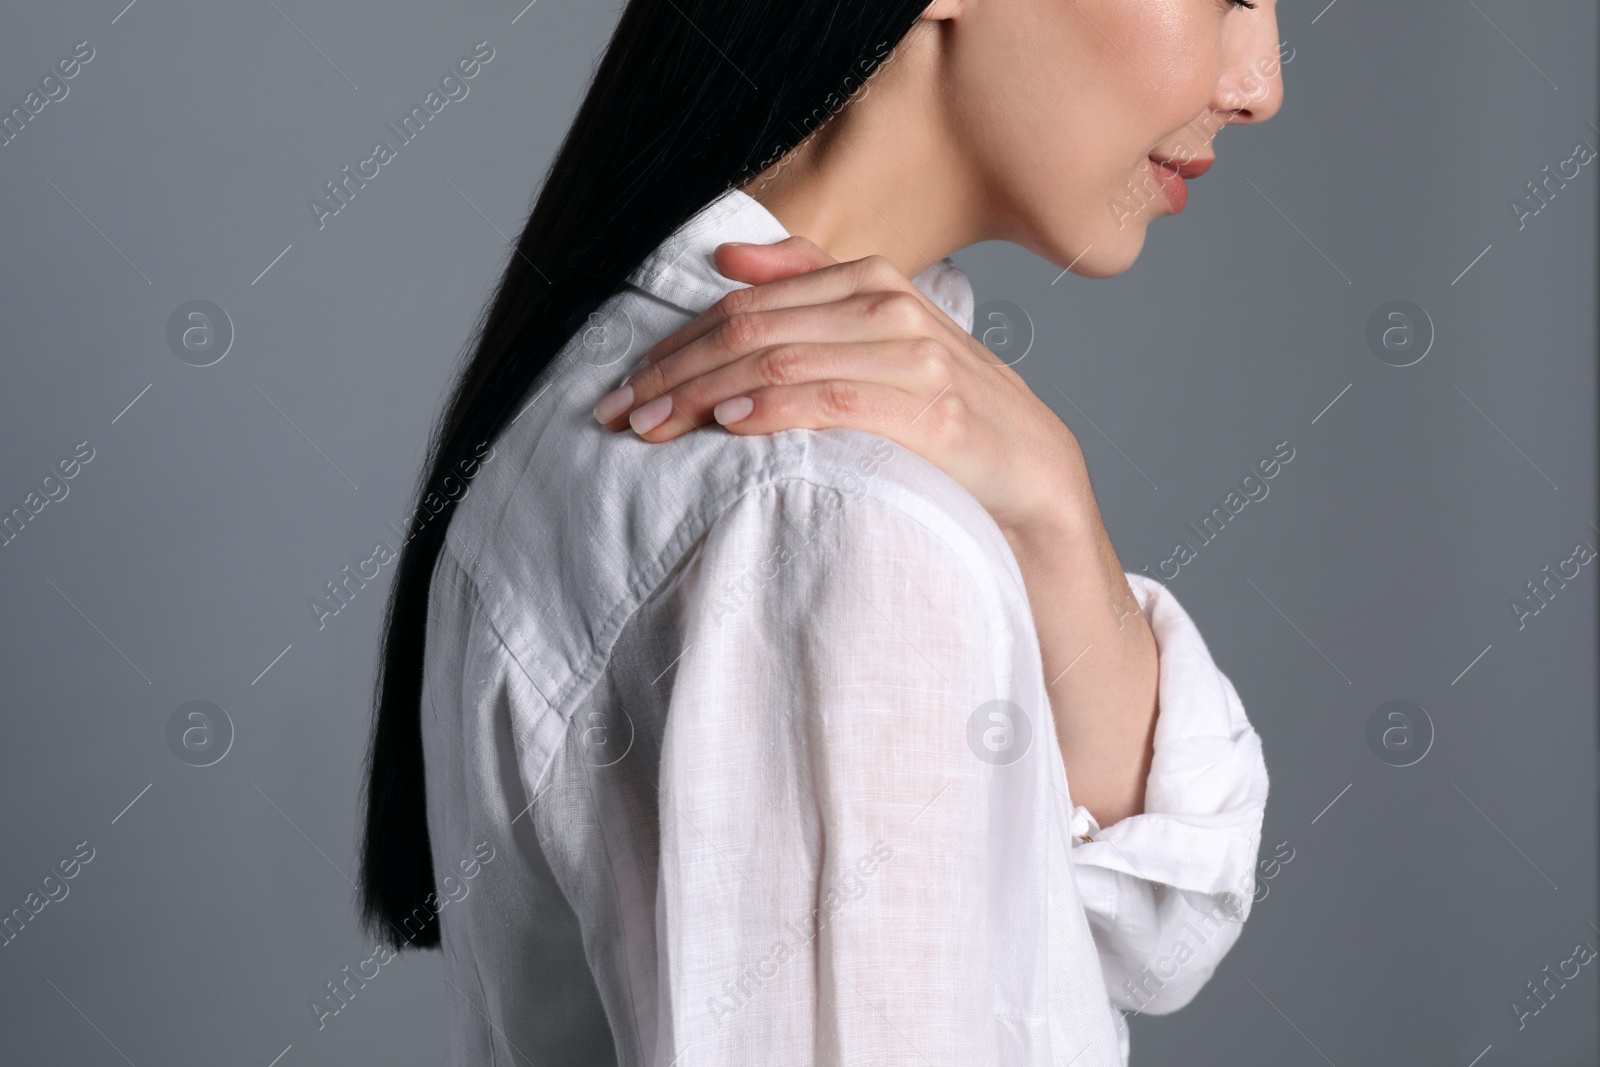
[652,473,1121,1066]
[1067,571,1270,1016]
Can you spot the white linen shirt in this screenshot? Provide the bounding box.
[421,188,1270,1067]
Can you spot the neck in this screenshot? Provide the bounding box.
[738,24,990,279]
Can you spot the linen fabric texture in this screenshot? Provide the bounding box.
[420,188,1269,1066]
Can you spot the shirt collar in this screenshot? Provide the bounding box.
[625,187,976,334]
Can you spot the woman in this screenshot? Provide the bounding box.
[361,1,1280,1063]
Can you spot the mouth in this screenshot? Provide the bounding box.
[1145,154,1215,214]
[1151,154,1215,179]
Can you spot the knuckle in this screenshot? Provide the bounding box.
[928,389,967,435]
[819,379,861,419]
[907,338,947,377]
[758,344,807,386]
[716,285,758,319]
[627,357,663,397]
[861,254,898,286]
[866,290,922,331]
[718,311,765,352]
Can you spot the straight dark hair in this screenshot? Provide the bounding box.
[359,0,933,950]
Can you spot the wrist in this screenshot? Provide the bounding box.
[996,460,1099,561]
[1000,498,1089,563]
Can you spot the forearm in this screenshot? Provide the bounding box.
[1001,459,1159,829]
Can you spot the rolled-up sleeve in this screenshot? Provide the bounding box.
[653,474,1123,1065]
[1068,571,1270,1016]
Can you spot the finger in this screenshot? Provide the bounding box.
[708,249,972,350]
[623,340,946,443]
[628,240,844,377]
[600,292,941,432]
[712,235,835,286]
[708,379,936,446]
[627,253,913,379]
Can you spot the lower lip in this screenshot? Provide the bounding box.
[1148,160,1188,214]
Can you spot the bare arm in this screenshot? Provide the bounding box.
[1000,445,1160,829]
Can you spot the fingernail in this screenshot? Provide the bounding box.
[629,395,672,435]
[717,241,751,249]
[593,384,633,423]
[713,396,754,426]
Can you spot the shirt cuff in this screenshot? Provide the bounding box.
[1067,572,1268,897]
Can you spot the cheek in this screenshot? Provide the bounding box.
[1104,0,1224,134]
[948,7,1111,201]
[977,2,1215,167]
[1145,5,1226,74]
[949,0,1221,268]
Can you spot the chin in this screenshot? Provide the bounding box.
[1038,227,1148,280]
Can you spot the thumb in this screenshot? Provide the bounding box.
[713,235,837,285]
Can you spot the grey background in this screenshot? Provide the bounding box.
[0,1,1593,1065]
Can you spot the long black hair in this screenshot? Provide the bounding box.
[359,0,933,950]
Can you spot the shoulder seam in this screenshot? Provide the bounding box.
[452,432,1019,733]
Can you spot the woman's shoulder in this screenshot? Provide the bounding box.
[454,379,1018,598]
[430,273,1019,702]
[441,354,1019,663]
